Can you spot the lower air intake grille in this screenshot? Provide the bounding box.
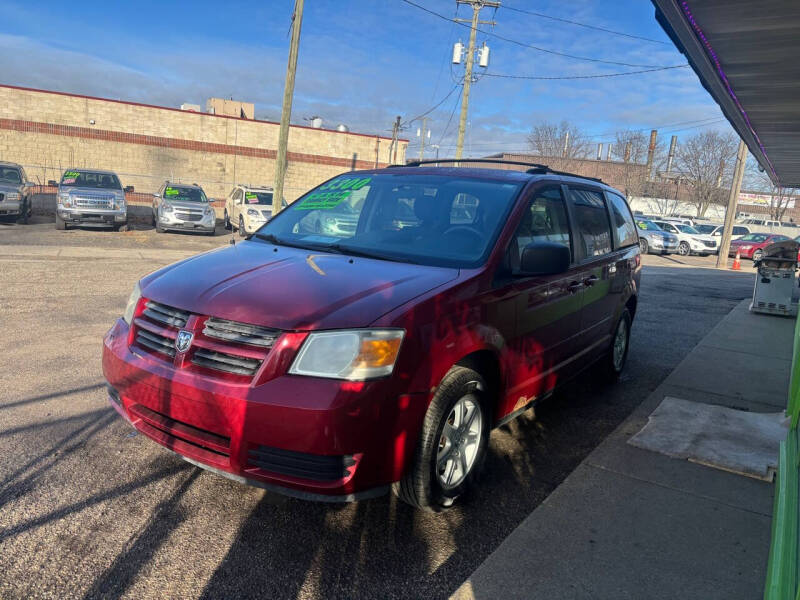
[192,348,261,376]
[136,329,175,357]
[247,446,356,481]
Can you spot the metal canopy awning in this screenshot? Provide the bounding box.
[653,0,800,187]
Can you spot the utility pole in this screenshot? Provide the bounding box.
[417,117,430,161]
[562,131,570,158]
[454,0,498,160]
[646,129,657,180]
[666,135,677,174]
[388,116,401,164]
[273,0,304,212]
[716,140,747,270]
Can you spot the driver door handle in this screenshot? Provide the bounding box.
[584,275,598,287]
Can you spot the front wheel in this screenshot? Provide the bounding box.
[393,366,490,511]
[678,241,690,256]
[753,249,763,262]
[224,210,231,230]
[239,216,247,237]
[55,214,67,230]
[639,238,649,255]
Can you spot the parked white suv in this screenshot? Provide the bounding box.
[651,220,718,256]
[224,185,277,236]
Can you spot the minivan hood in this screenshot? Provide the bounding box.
[140,241,460,330]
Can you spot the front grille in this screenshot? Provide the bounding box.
[703,240,717,248]
[247,446,356,482]
[203,318,279,348]
[192,348,261,376]
[136,328,175,358]
[176,212,203,222]
[143,301,190,328]
[74,193,114,209]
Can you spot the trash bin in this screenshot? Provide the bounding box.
[751,240,799,317]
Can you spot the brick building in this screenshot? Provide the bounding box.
[0,84,407,201]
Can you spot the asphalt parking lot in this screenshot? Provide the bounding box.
[0,219,756,599]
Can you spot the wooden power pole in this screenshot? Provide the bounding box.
[454,0,498,160]
[273,0,304,212]
[716,140,748,269]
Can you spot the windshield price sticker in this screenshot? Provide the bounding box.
[294,177,371,210]
[62,170,80,182]
[165,187,180,196]
[246,192,259,203]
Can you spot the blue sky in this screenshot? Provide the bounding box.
[0,0,730,157]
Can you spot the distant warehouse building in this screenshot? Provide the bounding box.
[0,84,406,201]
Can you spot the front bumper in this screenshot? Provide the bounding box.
[59,208,126,226]
[0,199,21,215]
[648,238,679,254]
[102,319,428,500]
[159,213,215,233]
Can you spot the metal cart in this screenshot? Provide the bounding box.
[751,240,799,317]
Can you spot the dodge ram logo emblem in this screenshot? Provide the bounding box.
[175,330,194,353]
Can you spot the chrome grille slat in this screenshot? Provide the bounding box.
[203,318,278,348]
[143,301,190,328]
[192,349,260,376]
[136,330,176,357]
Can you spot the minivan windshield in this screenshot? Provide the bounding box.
[244,191,273,205]
[0,166,21,184]
[164,186,207,202]
[61,170,121,189]
[254,173,524,268]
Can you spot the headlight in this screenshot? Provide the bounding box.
[739,245,752,250]
[123,282,142,325]
[205,206,214,215]
[58,192,72,208]
[289,329,404,380]
[6,192,19,201]
[161,203,173,213]
[247,209,259,217]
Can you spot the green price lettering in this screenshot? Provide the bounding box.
[165,187,179,196]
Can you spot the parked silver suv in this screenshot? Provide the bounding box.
[54,169,129,230]
[0,161,33,223]
[152,181,216,235]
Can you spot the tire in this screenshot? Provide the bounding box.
[639,238,649,255]
[224,210,231,230]
[239,216,247,237]
[678,241,690,256]
[151,211,157,226]
[602,308,632,381]
[393,366,490,511]
[156,221,165,233]
[753,249,763,262]
[55,214,67,230]
[18,198,29,224]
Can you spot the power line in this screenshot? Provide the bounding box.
[501,4,671,45]
[398,0,687,69]
[483,65,689,80]
[402,83,460,127]
[438,87,463,147]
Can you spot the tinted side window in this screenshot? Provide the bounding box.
[733,226,747,235]
[606,192,638,249]
[507,187,571,271]
[568,188,613,258]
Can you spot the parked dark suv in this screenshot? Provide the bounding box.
[103,160,641,511]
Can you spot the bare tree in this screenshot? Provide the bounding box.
[744,156,798,221]
[527,121,591,161]
[674,130,738,217]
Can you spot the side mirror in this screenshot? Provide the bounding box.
[124,186,134,193]
[48,180,57,187]
[23,181,34,188]
[518,242,571,276]
[153,193,161,199]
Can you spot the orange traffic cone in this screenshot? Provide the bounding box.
[732,250,741,271]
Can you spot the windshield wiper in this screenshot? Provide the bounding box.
[250,232,319,251]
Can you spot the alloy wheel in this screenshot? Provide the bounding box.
[678,241,690,256]
[436,396,482,490]
[613,317,628,372]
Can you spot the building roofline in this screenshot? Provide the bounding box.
[0,83,407,143]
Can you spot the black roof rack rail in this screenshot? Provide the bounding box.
[399,158,604,184]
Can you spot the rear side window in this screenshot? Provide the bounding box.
[607,193,638,249]
[733,226,748,235]
[568,188,613,258]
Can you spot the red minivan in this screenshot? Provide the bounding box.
[103,161,641,511]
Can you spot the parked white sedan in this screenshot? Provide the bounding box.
[651,220,719,256]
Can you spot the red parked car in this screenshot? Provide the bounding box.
[729,232,791,261]
[103,162,641,510]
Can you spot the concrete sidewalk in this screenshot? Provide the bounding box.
[452,299,792,600]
